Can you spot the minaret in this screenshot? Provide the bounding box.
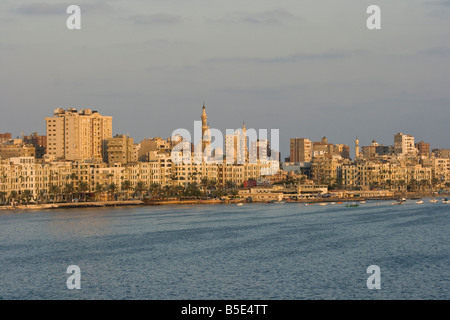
[201,102,210,152]
[355,137,360,159]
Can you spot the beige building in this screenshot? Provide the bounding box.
[394,133,417,156]
[138,137,176,162]
[106,134,138,164]
[290,138,312,163]
[46,108,112,161]
[0,144,37,160]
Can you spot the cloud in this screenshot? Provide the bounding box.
[210,9,298,25]
[428,0,450,6]
[16,2,113,15]
[417,47,450,57]
[203,51,351,65]
[130,13,182,25]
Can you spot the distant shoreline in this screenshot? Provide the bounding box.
[1,192,448,211]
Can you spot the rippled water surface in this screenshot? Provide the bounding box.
[0,200,448,299]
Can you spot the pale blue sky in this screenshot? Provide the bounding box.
[1,0,449,158]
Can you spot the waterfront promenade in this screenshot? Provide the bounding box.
[1,191,448,210]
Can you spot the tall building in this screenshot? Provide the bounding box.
[312,137,331,157]
[225,122,248,164]
[138,137,176,161]
[394,133,416,156]
[432,149,450,159]
[290,138,312,162]
[0,133,12,143]
[415,141,430,158]
[23,132,47,152]
[45,108,112,161]
[106,134,138,164]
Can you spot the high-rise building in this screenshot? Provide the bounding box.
[225,122,248,164]
[415,141,430,158]
[45,108,112,161]
[290,138,312,163]
[394,133,416,156]
[432,149,450,159]
[23,132,47,151]
[0,133,12,143]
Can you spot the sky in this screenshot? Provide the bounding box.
[1,0,449,159]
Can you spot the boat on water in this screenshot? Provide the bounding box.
[429,199,439,203]
[237,203,243,206]
[391,202,403,205]
[416,200,424,204]
[318,203,328,206]
[443,198,450,204]
[359,201,366,204]
[346,203,359,207]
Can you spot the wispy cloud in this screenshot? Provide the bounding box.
[204,51,351,65]
[16,2,113,15]
[417,47,450,57]
[130,13,182,25]
[210,9,298,25]
[427,0,450,6]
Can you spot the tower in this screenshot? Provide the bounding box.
[201,102,210,152]
[355,137,360,159]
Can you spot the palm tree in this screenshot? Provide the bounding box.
[38,189,46,204]
[408,178,417,192]
[385,179,392,190]
[148,183,162,198]
[95,183,104,201]
[78,181,89,202]
[419,179,429,192]
[9,190,18,205]
[134,181,146,200]
[107,183,118,201]
[200,177,209,194]
[398,180,406,192]
[121,180,132,200]
[0,191,6,205]
[48,184,60,203]
[64,183,75,202]
[21,190,33,206]
[431,178,440,191]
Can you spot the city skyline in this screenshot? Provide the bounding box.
[1,0,450,158]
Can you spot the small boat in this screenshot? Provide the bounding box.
[359,201,366,204]
[330,202,336,205]
[391,202,403,205]
[237,203,243,206]
[443,198,450,204]
[346,203,359,207]
[319,203,328,206]
[415,200,424,204]
[429,199,439,203]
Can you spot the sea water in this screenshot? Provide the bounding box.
[0,200,448,300]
